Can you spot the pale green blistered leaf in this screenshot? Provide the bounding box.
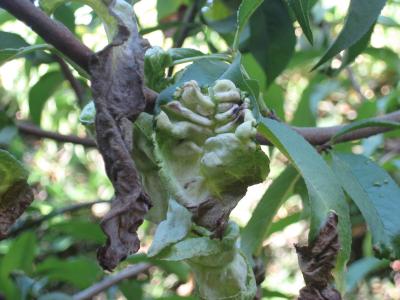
[28,71,64,125]
[148,200,192,257]
[313,0,387,70]
[241,166,299,258]
[332,153,400,260]
[0,44,51,65]
[330,119,400,144]
[79,101,96,125]
[156,237,222,261]
[288,0,313,44]
[345,257,389,294]
[258,118,351,290]
[233,0,264,50]
[144,47,173,92]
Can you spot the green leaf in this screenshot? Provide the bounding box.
[266,211,303,236]
[233,0,264,50]
[258,118,351,289]
[148,200,192,257]
[264,83,285,121]
[240,166,299,258]
[330,119,400,144]
[249,0,296,85]
[288,0,313,44]
[313,0,387,70]
[119,280,144,300]
[0,44,52,66]
[167,48,204,61]
[0,31,29,49]
[38,293,73,300]
[340,24,375,69]
[51,219,106,244]
[36,257,101,289]
[0,149,28,197]
[331,153,400,260]
[345,257,389,293]
[28,71,64,125]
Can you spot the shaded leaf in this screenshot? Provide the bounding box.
[288,0,313,44]
[28,71,64,125]
[0,150,33,239]
[296,212,342,300]
[79,101,96,125]
[0,44,51,66]
[332,153,400,259]
[233,0,264,50]
[258,118,351,288]
[0,31,29,49]
[313,0,387,70]
[241,166,299,258]
[249,0,296,85]
[345,257,389,293]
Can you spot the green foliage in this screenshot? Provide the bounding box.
[0,0,400,298]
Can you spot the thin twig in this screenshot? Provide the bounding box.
[54,55,86,106]
[73,263,151,300]
[5,200,109,238]
[0,0,93,73]
[17,122,97,148]
[346,67,367,101]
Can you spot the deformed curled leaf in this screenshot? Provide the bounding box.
[0,150,34,239]
[88,0,152,271]
[295,212,342,300]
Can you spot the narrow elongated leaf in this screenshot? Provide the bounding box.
[332,153,400,259]
[258,118,351,288]
[288,0,313,44]
[241,166,299,258]
[233,0,264,50]
[330,119,400,144]
[345,257,389,293]
[249,0,296,85]
[28,71,64,125]
[313,0,387,69]
[0,44,51,66]
[340,24,375,69]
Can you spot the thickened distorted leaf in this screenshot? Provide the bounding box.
[0,150,33,239]
[313,0,387,70]
[345,257,389,294]
[241,166,299,258]
[148,200,192,257]
[288,0,313,44]
[249,0,296,86]
[258,118,351,288]
[330,119,400,144]
[332,153,400,259]
[28,71,64,125]
[233,0,264,50]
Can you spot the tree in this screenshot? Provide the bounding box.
[0,0,399,299]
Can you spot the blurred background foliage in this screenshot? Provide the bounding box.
[0,0,399,299]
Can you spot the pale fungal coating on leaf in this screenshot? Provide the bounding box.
[149,79,269,230]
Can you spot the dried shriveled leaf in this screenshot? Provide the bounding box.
[89,1,151,271]
[0,150,34,238]
[295,212,342,300]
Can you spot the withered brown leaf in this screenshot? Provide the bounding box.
[89,6,151,270]
[295,212,342,300]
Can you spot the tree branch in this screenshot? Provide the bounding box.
[73,263,150,300]
[256,110,400,146]
[17,122,97,148]
[0,0,93,73]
